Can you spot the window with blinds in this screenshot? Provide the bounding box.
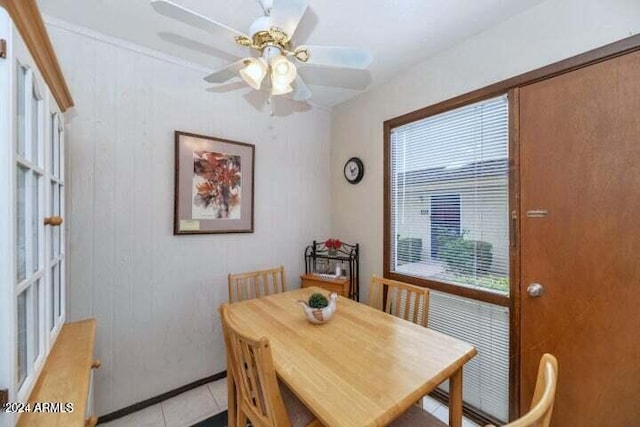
[429,291,509,422]
[390,95,509,295]
[388,95,510,423]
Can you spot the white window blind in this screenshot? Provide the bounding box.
[429,291,509,422]
[390,95,509,295]
[389,95,510,422]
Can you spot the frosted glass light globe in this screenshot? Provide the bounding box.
[239,58,267,90]
[272,83,293,96]
[270,56,297,86]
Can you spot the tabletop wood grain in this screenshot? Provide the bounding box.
[225,287,476,427]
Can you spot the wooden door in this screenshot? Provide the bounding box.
[519,51,640,425]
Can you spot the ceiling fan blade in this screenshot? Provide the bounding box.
[204,60,247,83]
[151,0,249,43]
[158,32,241,62]
[296,46,372,69]
[206,81,249,93]
[269,0,309,38]
[290,75,312,101]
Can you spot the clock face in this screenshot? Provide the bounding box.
[344,157,364,184]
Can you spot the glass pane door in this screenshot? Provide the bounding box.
[15,66,46,398]
[49,113,65,332]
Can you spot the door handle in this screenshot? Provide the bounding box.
[526,209,548,218]
[527,283,545,297]
[44,216,63,226]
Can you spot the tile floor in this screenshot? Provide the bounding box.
[102,377,480,427]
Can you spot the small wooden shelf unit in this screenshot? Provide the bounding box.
[304,240,360,300]
[301,274,350,297]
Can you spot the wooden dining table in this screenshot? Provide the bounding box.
[223,286,477,427]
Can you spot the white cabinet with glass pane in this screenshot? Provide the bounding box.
[0,7,68,425]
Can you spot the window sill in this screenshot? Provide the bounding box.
[17,318,97,427]
[385,271,510,306]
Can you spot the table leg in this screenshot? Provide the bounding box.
[449,367,463,427]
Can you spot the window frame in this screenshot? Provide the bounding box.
[384,91,518,427]
[384,93,512,308]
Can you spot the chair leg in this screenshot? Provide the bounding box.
[227,367,237,427]
[237,410,248,427]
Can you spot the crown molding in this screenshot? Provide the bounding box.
[43,15,212,74]
[1,0,74,111]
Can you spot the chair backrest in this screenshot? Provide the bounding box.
[220,304,292,427]
[369,275,430,327]
[488,354,558,427]
[228,266,287,303]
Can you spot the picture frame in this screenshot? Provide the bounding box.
[174,131,255,235]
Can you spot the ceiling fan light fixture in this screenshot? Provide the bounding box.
[239,58,267,90]
[152,0,373,106]
[271,83,293,96]
[270,55,297,86]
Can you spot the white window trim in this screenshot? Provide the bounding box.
[47,112,65,343]
[0,9,17,418]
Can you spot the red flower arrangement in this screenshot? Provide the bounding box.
[325,238,342,250]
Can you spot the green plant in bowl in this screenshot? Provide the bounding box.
[298,292,337,324]
[308,292,329,309]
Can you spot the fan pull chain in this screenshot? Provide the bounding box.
[267,94,275,116]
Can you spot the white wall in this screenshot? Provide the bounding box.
[46,21,331,416]
[330,0,640,303]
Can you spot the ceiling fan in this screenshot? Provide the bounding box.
[151,0,372,102]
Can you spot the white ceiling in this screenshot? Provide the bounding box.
[38,0,545,108]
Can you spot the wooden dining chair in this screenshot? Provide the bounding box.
[391,354,558,427]
[228,265,287,303]
[487,354,558,427]
[369,275,430,327]
[220,304,322,427]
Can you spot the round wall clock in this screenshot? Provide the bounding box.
[344,157,364,184]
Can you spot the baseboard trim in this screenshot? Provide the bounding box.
[97,371,227,425]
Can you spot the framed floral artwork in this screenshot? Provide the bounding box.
[174,131,255,234]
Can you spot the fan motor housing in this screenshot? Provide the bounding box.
[236,16,291,53]
[249,16,271,36]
